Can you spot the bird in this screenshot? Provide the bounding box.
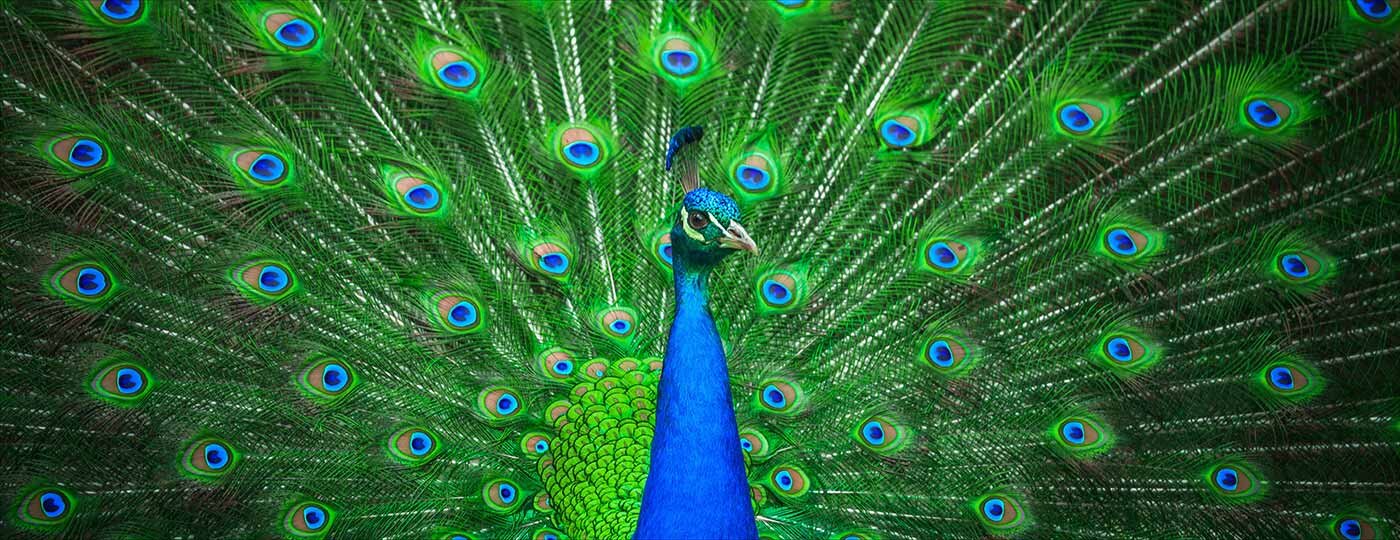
[1,0,1399,539]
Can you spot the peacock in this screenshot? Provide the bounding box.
[4,0,1400,538]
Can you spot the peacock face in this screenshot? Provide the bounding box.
[673,188,757,264]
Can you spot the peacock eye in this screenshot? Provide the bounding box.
[521,432,551,458]
[686,210,710,231]
[392,176,444,214]
[181,438,239,480]
[53,262,115,302]
[559,127,602,168]
[1243,97,1292,131]
[264,12,318,52]
[1205,462,1263,500]
[1333,516,1376,540]
[767,465,810,499]
[1277,251,1321,280]
[19,488,73,526]
[483,478,523,512]
[285,501,332,534]
[538,348,575,380]
[659,38,700,77]
[478,386,524,422]
[531,242,571,277]
[235,150,289,185]
[1353,0,1393,22]
[756,379,802,415]
[232,259,298,302]
[1056,102,1105,135]
[91,0,145,24]
[388,427,440,465]
[51,136,109,171]
[91,361,152,404]
[431,50,480,91]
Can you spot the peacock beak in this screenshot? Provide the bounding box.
[718,221,759,255]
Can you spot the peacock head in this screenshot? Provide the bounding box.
[672,187,757,268]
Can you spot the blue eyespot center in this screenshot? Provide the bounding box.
[68,139,104,168]
[1061,421,1086,444]
[1357,0,1393,18]
[928,340,955,368]
[258,265,289,293]
[275,20,316,48]
[499,484,515,503]
[661,51,699,75]
[740,439,753,451]
[534,440,548,453]
[610,319,631,334]
[563,141,600,167]
[880,119,916,147]
[322,364,347,392]
[76,267,108,296]
[496,394,518,415]
[1059,104,1095,133]
[409,431,432,456]
[926,242,959,269]
[775,471,793,489]
[762,279,792,305]
[1340,519,1363,540]
[1105,337,1133,363]
[1247,99,1282,128]
[862,421,886,445]
[249,154,286,183]
[1280,254,1310,278]
[1215,468,1238,491]
[763,385,786,408]
[983,498,1005,521]
[437,61,478,89]
[101,0,141,20]
[448,301,478,327]
[405,184,440,210]
[552,360,572,375]
[539,252,569,274]
[1106,229,1138,256]
[204,443,228,469]
[116,368,143,394]
[40,492,66,518]
[1268,366,1295,390]
[736,165,771,190]
[659,243,674,264]
[302,506,325,529]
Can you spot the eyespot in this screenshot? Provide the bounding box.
[388,427,440,465]
[1057,102,1105,135]
[1353,0,1393,22]
[89,0,145,24]
[181,437,239,480]
[234,260,297,301]
[922,334,978,376]
[1268,365,1301,391]
[531,242,571,277]
[1104,336,1141,363]
[879,116,919,147]
[923,239,971,272]
[853,415,908,454]
[537,348,575,381]
[976,494,1025,530]
[430,49,480,91]
[734,155,773,192]
[90,361,152,404]
[51,136,109,171]
[756,379,802,415]
[1243,98,1292,131]
[478,386,524,422]
[739,428,771,458]
[1333,516,1377,540]
[768,465,810,499]
[285,501,333,536]
[532,527,563,540]
[758,272,799,309]
[298,357,357,403]
[521,432,551,458]
[1205,462,1264,500]
[1091,330,1161,374]
[52,262,115,302]
[1050,415,1114,458]
[1277,252,1321,281]
[1105,227,1148,257]
[654,232,674,268]
[559,127,602,168]
[234,150,290,186]
[659,38,700,77]
[599,309,635,339]
[393,175,445,214]
[18,488,73,527]
[435,295,483,333]
[483,479,523,513]
[264,12,318,52]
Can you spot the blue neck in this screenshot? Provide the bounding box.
[635,251,757,539]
